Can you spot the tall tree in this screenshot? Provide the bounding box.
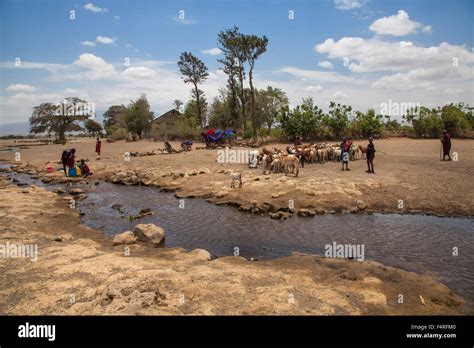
[177,52,209,129]
[258,86,289,134]
[243,34,268,140]
[124,94,154,137]
[103,105,127,134]
[29,97,92,143]
[218,27,248,131]
[218,54,240,128]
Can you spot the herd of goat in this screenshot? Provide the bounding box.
[251,143,368,177]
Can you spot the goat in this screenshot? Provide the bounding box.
[230,171,242,188]
[358,145,368,160]
[281,155,300,177]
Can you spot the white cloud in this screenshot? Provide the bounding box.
[318,61,333,69]
[315,38,474,75]
[6,84,37,93]
[278,66,367,85]
[202,48,222,56]
[333,91,349,99]
[73,53,116,80]
[122,67,156,80]
[114,16,120,20]
[334,0,364,10]
[422,25,432,34]
[305,85,323,92]
[81,40,96,47]
[84,3,109,13]
[96,36,115,44]
[369,10,432,36]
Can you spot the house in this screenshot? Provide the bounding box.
[145,109,183,139]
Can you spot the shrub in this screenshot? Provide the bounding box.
[110,127,127,141]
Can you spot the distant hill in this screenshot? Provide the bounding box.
[0,122,30,136]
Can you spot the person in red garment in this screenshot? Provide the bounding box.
[95,138,101,156]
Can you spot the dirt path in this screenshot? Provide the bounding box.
[0,180,465,315]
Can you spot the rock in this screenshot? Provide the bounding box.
[94,181,100,185]
[269,211,291,220]
[113,231,137,245]
[21,189,29,193]
[199,168,210,174]
[53,188,65,194]
[356,200,367,210]
[131,208,154,219]
[96,156,101,160]
[271,193,279,198]
[69,188,84,195]
[297,208,311,217]
[190,248,211,261]
[12,178,19,183]
[75,193,87,201]
[303,188,316,196]
[52,236,63,242]
[216,191,228,198]
[17,182,28,186]
[133,224,165,246]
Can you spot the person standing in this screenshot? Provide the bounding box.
[440,130,451,161]
[294,135,302,147]
[340,137,350,171]
[95,137,102,156]
[366,137,376,174]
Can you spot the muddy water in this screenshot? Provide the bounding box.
[5,170,474,308]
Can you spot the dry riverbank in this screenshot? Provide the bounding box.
[0,180,465,314]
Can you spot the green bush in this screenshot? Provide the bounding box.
[110,127,127,141]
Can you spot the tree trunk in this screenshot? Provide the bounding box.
[194,83,202,129]
[249,67,257,141]
[237,63,246,132]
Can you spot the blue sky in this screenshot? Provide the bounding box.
[1,0,473,127]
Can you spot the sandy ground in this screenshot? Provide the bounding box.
[1,137,473,217]
[0,180,465,315]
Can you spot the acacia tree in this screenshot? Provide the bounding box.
[218,27,247,131]
[243,34,268,140]
[84,119,103,137]
[177,52,209,129]
[29,97,92,143]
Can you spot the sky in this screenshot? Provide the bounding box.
[0,0,473,129]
